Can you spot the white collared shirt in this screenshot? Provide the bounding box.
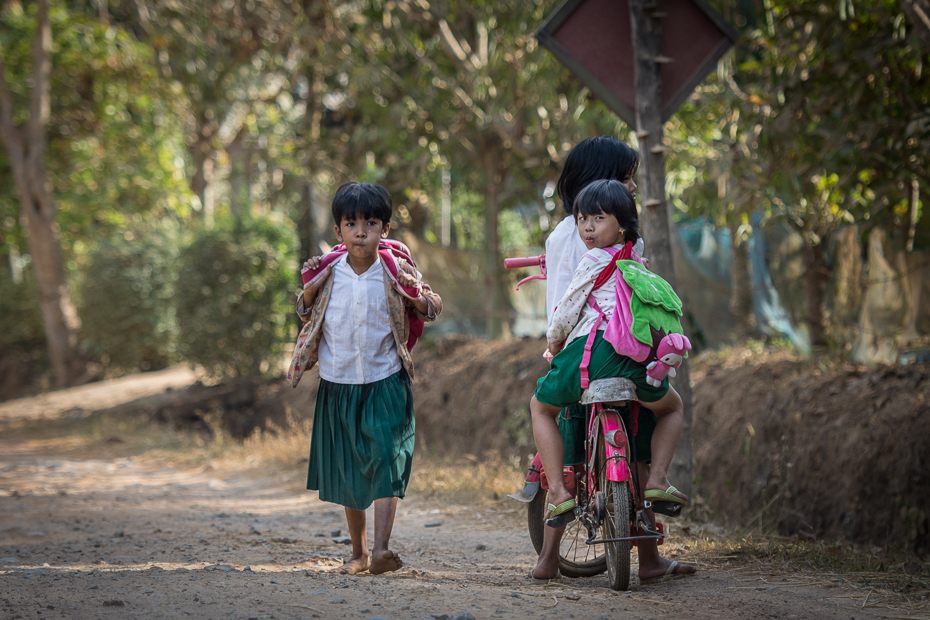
[318,255,401,384]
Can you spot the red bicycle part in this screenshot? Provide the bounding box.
[540,465,577,491]
[630,520,664,547]
[504,256,542,269]
[587,405,632,488]
[503,254,547,291]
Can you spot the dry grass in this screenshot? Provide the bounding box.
[677,524,930,616]
[3,410,527,508]
[407,452,526,506]
[690,337,804,372]
[182,416,527,508]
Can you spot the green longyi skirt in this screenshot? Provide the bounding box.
[307,369,415,511]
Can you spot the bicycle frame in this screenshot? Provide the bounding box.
[533,404,665,547]
[582,404,665,547]
[587,404,631,486]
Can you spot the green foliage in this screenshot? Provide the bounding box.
[0,270,46,356]
[0,0,191,268]
[77,226,179,372]
[741,0,927,241]
[174,214,296,379]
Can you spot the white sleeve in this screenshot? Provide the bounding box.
[633,237,644,257]
[545,217,576,322]
[546,250,605,347]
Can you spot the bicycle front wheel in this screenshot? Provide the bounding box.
[597,426,632,590]
[527,485,606,577]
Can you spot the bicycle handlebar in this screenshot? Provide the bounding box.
[504,254,546,291]
[504,256,543,270]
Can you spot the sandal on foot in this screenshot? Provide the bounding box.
[528,568,561,584]
[644,486,687,505]
[644,486,687,517]
[545,498,577,528]
[639,560,692,584]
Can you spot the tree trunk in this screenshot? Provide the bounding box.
[728,222,755,340]
[227,127,248,220]
[298,16,325,267]
[188,127,214,216]
[629,0,692,499]
[801,239,828,348]
[298,183,319,264]
[0,0,84,387]
[907,176,920,252]
[482,138,507,339]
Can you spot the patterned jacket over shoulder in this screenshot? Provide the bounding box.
[287,257,441,387]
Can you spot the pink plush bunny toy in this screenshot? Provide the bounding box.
[645,333,692,387]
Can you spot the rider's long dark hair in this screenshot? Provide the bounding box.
[573,179,641,247]
[556,136,639,216]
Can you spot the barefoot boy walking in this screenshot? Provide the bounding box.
[289,182,442,574]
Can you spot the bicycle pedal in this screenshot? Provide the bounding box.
[650,500,683,518]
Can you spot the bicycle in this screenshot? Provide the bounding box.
[505,254,665,591]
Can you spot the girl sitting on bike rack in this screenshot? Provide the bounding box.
[530,180,689,534]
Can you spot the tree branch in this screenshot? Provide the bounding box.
[900,0,930,34]
[0,41,22,155]
[27,0,51,155]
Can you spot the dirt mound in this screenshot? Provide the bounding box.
[411,337,930,554]
[410,335,550,458]
[692,358,930,555]
[34,334,926,555]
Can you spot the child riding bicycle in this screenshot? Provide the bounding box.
[530,179,690,580]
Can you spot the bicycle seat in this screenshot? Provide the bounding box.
[580,377,637,406]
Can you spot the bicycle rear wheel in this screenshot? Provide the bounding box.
[527,484,606,577]
[596,425,632,590]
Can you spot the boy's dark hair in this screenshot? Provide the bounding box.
[573,179,641,247]
[557,136,639,216]
[331,182,393,224]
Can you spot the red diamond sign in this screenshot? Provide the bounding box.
[537,0,739,126]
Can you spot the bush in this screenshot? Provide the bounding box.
[175,214,296,379]
[77,227,179,372]
[0,268,50,397]
[0,269,46,355]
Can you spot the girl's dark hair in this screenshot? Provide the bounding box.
[573,179,641,246]
[331,182,393,224]
[557,136,639,216]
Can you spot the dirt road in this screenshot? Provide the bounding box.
[0,366,202,423]
[1,439,887,620]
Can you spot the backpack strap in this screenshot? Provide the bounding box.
[579,297,606,389]
[301,241,425,350]
[302,240,422,299]
[579,243,634,389]
[591,242,632,290]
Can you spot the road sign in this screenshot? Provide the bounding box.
[537,0,739,126]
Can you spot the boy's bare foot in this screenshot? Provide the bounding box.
[638,557,696,581]
[529,560,560,581]
[368,549,402,574]
[333,553,370,575]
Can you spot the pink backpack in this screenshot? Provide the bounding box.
[579,241,690,389]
